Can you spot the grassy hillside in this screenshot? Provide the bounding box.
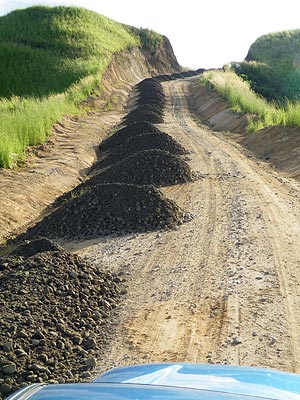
[0,6,163,168]
[0,6,138,97]
[231,30,300,101]
[200,70,300,132]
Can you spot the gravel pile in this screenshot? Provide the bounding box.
[135,78,165,109]
[99,122,162,152]
[21,183,184,240]
[122,78,165,125]
[124,104,163,119]
[137,90,165,105]
[123,109,164,125]
[155,74,174,81]
[90,150,193,187]
[95,132,187,170]
[123,104,164,125]
[0,239,122,398]
[135,77,162,91]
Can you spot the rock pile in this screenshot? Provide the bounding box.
[90,150,193,187]
[122,79,165,125]
[95,131,187,169]
[99,122,162,152]
[155,69,203,81]
[18,75,200,242]
[0,239,122,397]
[0,71,205,398]
[22,184,184,240]
[123,109,163,125]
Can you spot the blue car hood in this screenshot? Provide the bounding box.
[95,363,300,400]
[4,382,292,400]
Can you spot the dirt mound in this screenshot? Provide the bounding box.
[99,122,162,152]
[9,237,61,258]
[137,89,165,102]
[135,78,166,108]
[22,183,184,240]
[90,149,193,187]
[136,94,165,108]
[123,109,164,125]
[180,70,200,78]
[135,78,162,90]
[0,241,121,397]
[95,132,187,169]
[124,104,164,121]
[155,74,175,81]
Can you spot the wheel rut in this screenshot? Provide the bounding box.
[72,77,300,375]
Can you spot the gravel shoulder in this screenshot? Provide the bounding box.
[70,77,300,375]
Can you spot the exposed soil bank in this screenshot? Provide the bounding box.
[240,126,300,180]
[188,80,300,181]
[188,82,248,133]
[0,44,179,245]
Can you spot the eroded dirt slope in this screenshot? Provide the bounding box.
[69,76,300,375]
[0,48,152,245]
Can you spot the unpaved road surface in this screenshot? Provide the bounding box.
[68,77,300,374]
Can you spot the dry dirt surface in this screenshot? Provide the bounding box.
[66,76,300,376]
[2,74,300,388]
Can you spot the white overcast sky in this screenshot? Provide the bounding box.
[1,0,300,69]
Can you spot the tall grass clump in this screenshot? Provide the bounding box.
[282,100,300,127]
[0,75,99,168]
[199,70,300,132]
[0,6,149,168]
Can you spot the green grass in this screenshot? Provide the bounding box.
[129,27,163,51]
[0,75,99,168]
[0,6,138,98]
[0,6,152,168]
[232,30,300,101]
[200,70,300,132]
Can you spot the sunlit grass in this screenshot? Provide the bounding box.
[200,70,300,132]
[0,6,144,168]
[0,77,96,168]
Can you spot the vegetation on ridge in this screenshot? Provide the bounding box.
[0,6,138,98]
[200,70,300,132]
[0,6,162,168]
[231,30,300,101]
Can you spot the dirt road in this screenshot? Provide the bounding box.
[68,77,300,375]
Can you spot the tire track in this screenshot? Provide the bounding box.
[80,76,300,375]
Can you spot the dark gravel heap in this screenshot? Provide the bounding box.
[123,109,164,125]
[90,150,193,187]
[125,104,163,118]
[135,77,161,91]
[134,78,165,109]
[99,122,162,152]
[154,70,203,81]
[9,237,61,258]
[137,94,165,108]
[155,74,175,81]
[95,132,187,170]
[0,240,122,398]
[123,104,163,125]
[22,183,184,240]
